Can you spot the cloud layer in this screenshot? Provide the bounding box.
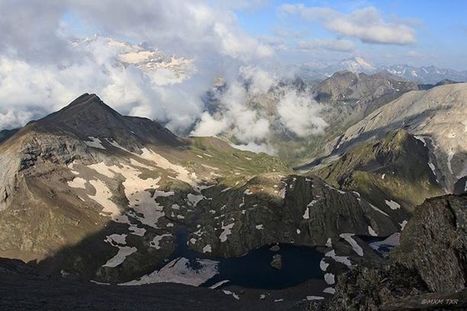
[280,4,416,45]
[0,0,275,134]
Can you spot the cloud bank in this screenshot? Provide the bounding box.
[280,4,416,45]
[0,0,329,154]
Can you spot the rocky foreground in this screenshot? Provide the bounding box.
[315,194,467,310]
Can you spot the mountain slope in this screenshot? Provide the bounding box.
[0,94,404,293]
[328,83,467,192]
[312,130,443,218]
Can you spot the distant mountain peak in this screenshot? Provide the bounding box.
[340,56,375,71]
[20,94,182,148]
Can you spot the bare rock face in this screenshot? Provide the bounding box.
[392,194,467,292]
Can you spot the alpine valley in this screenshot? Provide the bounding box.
[1,72,466,310]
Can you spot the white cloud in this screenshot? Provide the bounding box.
[191,66,328,151]
[0,1,274,132]
[298,39,355,52]
[280,4,416,45]
[277,90,328,137]
[231,142,277,155]
[190,112,229,137]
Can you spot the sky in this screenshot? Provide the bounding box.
[0,0,466,148]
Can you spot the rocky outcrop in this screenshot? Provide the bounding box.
[392,194,467,292]
[319,194,467,310]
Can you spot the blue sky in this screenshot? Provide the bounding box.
[233,0,467,68]
[57,0,467,69]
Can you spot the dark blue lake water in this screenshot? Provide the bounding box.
[172,228,324,289]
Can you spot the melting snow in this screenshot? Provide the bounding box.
[128,225,146,236]
[84,137,106,150]
[325,250,351,267]
[320,258,329,271]
[89,179,121,219]
[102,234,137,268]
[220,221,235,242]
[88,162,117,178]
[306,296,324,301]
[122,257,218,286]
[138,148,194,185]
[202,245,212,253]
[223,290,240,300]
[324,273,335,285]
[68,177,87,189]
[150,234,172,249]
[187,193,204,207]
[209,280,229,289]
[255,224,264,230]
[368,226,378,237]
[400,220,408,231]
[339,233,363,256]
[103,246,137,268]
[385,199,401,210]
[302,207,310,220]
[368,203,390,217]
[323,287,335,294]
[107,139,130,152]
[447,151,455,174]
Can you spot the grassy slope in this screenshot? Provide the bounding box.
[313,130,443,209]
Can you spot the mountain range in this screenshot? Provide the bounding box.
[299,57,467,84]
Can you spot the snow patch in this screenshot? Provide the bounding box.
[324,273,335,285]
[122,257,218,286]
[187,193,204,207]
[68,177,87,189]
[209,280,229,289]
[320,258,329,271]
[220,221,235,242]
[103,246,137,268]
[89,179,121,219]
[223,290,240,300]
[150,234,172,249]
[368,226,378,237]
[339,233,363,256]
[385,199,400,210]
[325,250,351,267]
[84,137,106,150]
[368,203,390,217]
[302,207,310,220]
